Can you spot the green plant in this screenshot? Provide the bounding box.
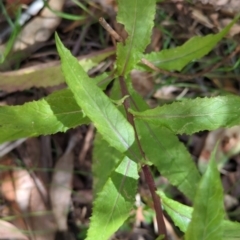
[1,0,240,239]
[0,1,21,63]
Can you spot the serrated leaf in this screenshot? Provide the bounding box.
[118,78,200,200]
[185,149,225,240]
[158,191,240,239]
[141,17,238,71]
[223,221,240,240]
[0,48,115,93]
[56,34,135,153]
[87,156,138,240]
[93,133,124,195]
[0,71,111,144]
[158,191,192,232]
[135,119,200,200]
[116,0,156,76]
[130,95,240,135]
[0,89,88,144]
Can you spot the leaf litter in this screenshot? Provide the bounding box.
[1,0,240,239]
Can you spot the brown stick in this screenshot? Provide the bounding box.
[99,17,123,42]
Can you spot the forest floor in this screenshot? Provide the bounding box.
[0,0,240,239]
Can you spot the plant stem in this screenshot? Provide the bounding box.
[142,165,168,240]
[118,76,168,240]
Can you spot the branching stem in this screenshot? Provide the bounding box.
[99,15,168,239]
[119,76,168,240]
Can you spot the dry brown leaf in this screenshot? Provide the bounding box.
[50,136,78,231]
[131,70,154,97]
[193,0,240,12]
[0,219,28,240]
[220,18,240,37]
[191,8,214,28]
[28,182,56,240]
[153,86,179,100]
[224,194,238,210]
[164,216,181,240]
[0,138,27,158]
[6,0,33,16]
[72,190,93,205]
[0,155,57,240]
[91,0,117,15]
[199,126,240,173]
[14,0,65,51]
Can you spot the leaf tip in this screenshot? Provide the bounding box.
[54,32,61,48]
[55,32,66,58]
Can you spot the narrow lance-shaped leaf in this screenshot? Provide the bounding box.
[130,95,240,135]
[135,119,200,200]
[158,191,192,233]
[87,156,139,240]
[120,78,200,200]
[0,48,115,93]
[50,136,76,231]
[92,133,124,196]
[116,0,156,76]
[140,17,239,71]
[0,89,89,144]
[108,78,144,162]
[157,191,240,240]
[185,148,225,240]
[55,34,135,153]
[0,71,112,144]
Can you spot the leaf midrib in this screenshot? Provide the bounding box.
[121,0,138,75]
[102,159,133,237]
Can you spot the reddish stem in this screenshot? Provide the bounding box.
[118,76,168,239]
[142,165,168,240]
